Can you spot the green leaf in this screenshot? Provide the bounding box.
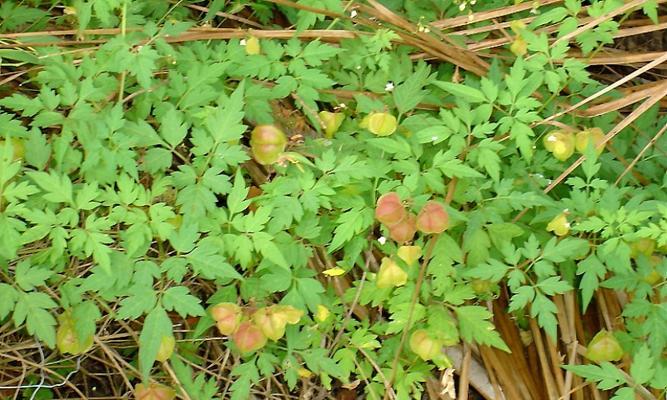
[464,259,510,282]
[159,105,188,148]
[537,277,572,295]
[14,292,57,348]
[509,286,535,312]
[577,255,606,311]
[432,81,486,103]
[227,170,250,216]
[437,158,484,179]
[116,286,157,320]
[187,245,243,280]
[393,63,431,113]
[139,306,173,381]
[329,207,373,252]
[610,387,635,400]
[562,362,627,390]
[301,40,343,66]
[15,261,53,291]
[455,305,509,352]
[206,82,246,143]
[27,171,73,204]
[162,286,206,318]
[252,232,289,269]
[630,345,655,385]
[0,283,18,320]
[72,301,101,346]
[230,361,259,400]
[541,237,590,263]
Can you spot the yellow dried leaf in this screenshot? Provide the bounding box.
[315,305,330,322]
[322,267,346,276]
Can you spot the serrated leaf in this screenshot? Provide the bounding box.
[455,305,509,352]
[27,171,73,204]
[252,232,288,269]
[630,345,655,385]
[562,362,627,390]
[15,261,53,291]
[72,301,101,346]
[433,81,486,103]
[159,106,188,147]
[537,276,572,295]
[301,40,342,66]
[116,286,157,320]
[162,286,206,318]
[14,292,57,348]
[0,283,18,320]
[577,255,606,311]
[139,306,173,381]
[227,170,250,216]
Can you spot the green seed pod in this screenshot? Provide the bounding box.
[409,329,443,361]
[319,111,345,138]
[250,125,287,165]
[376,257,408,288]
[575,127,605,154]
[585,330,624,363]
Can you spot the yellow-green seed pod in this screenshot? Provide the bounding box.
[365,112,397,136]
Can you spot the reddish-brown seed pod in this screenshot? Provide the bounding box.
[375,192,406,226]
[389,213,417,243]
[210,303,242,335]
[135,383,176,400]
[416,201,449,234]
[233,322,267,353]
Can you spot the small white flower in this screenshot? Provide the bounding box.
[532,145,537,149]
[356,65,362,70]
[471,0,476,4]
[424,27,430,33]
[240,39,247,46]
[468,14,474,22]
[339,103,347,109]
[565,222,571,228]
[350,10,358,18]
[378,236,387,245]
[563,208,569,212]
[385,82,395,92]
[459,3,466,11]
